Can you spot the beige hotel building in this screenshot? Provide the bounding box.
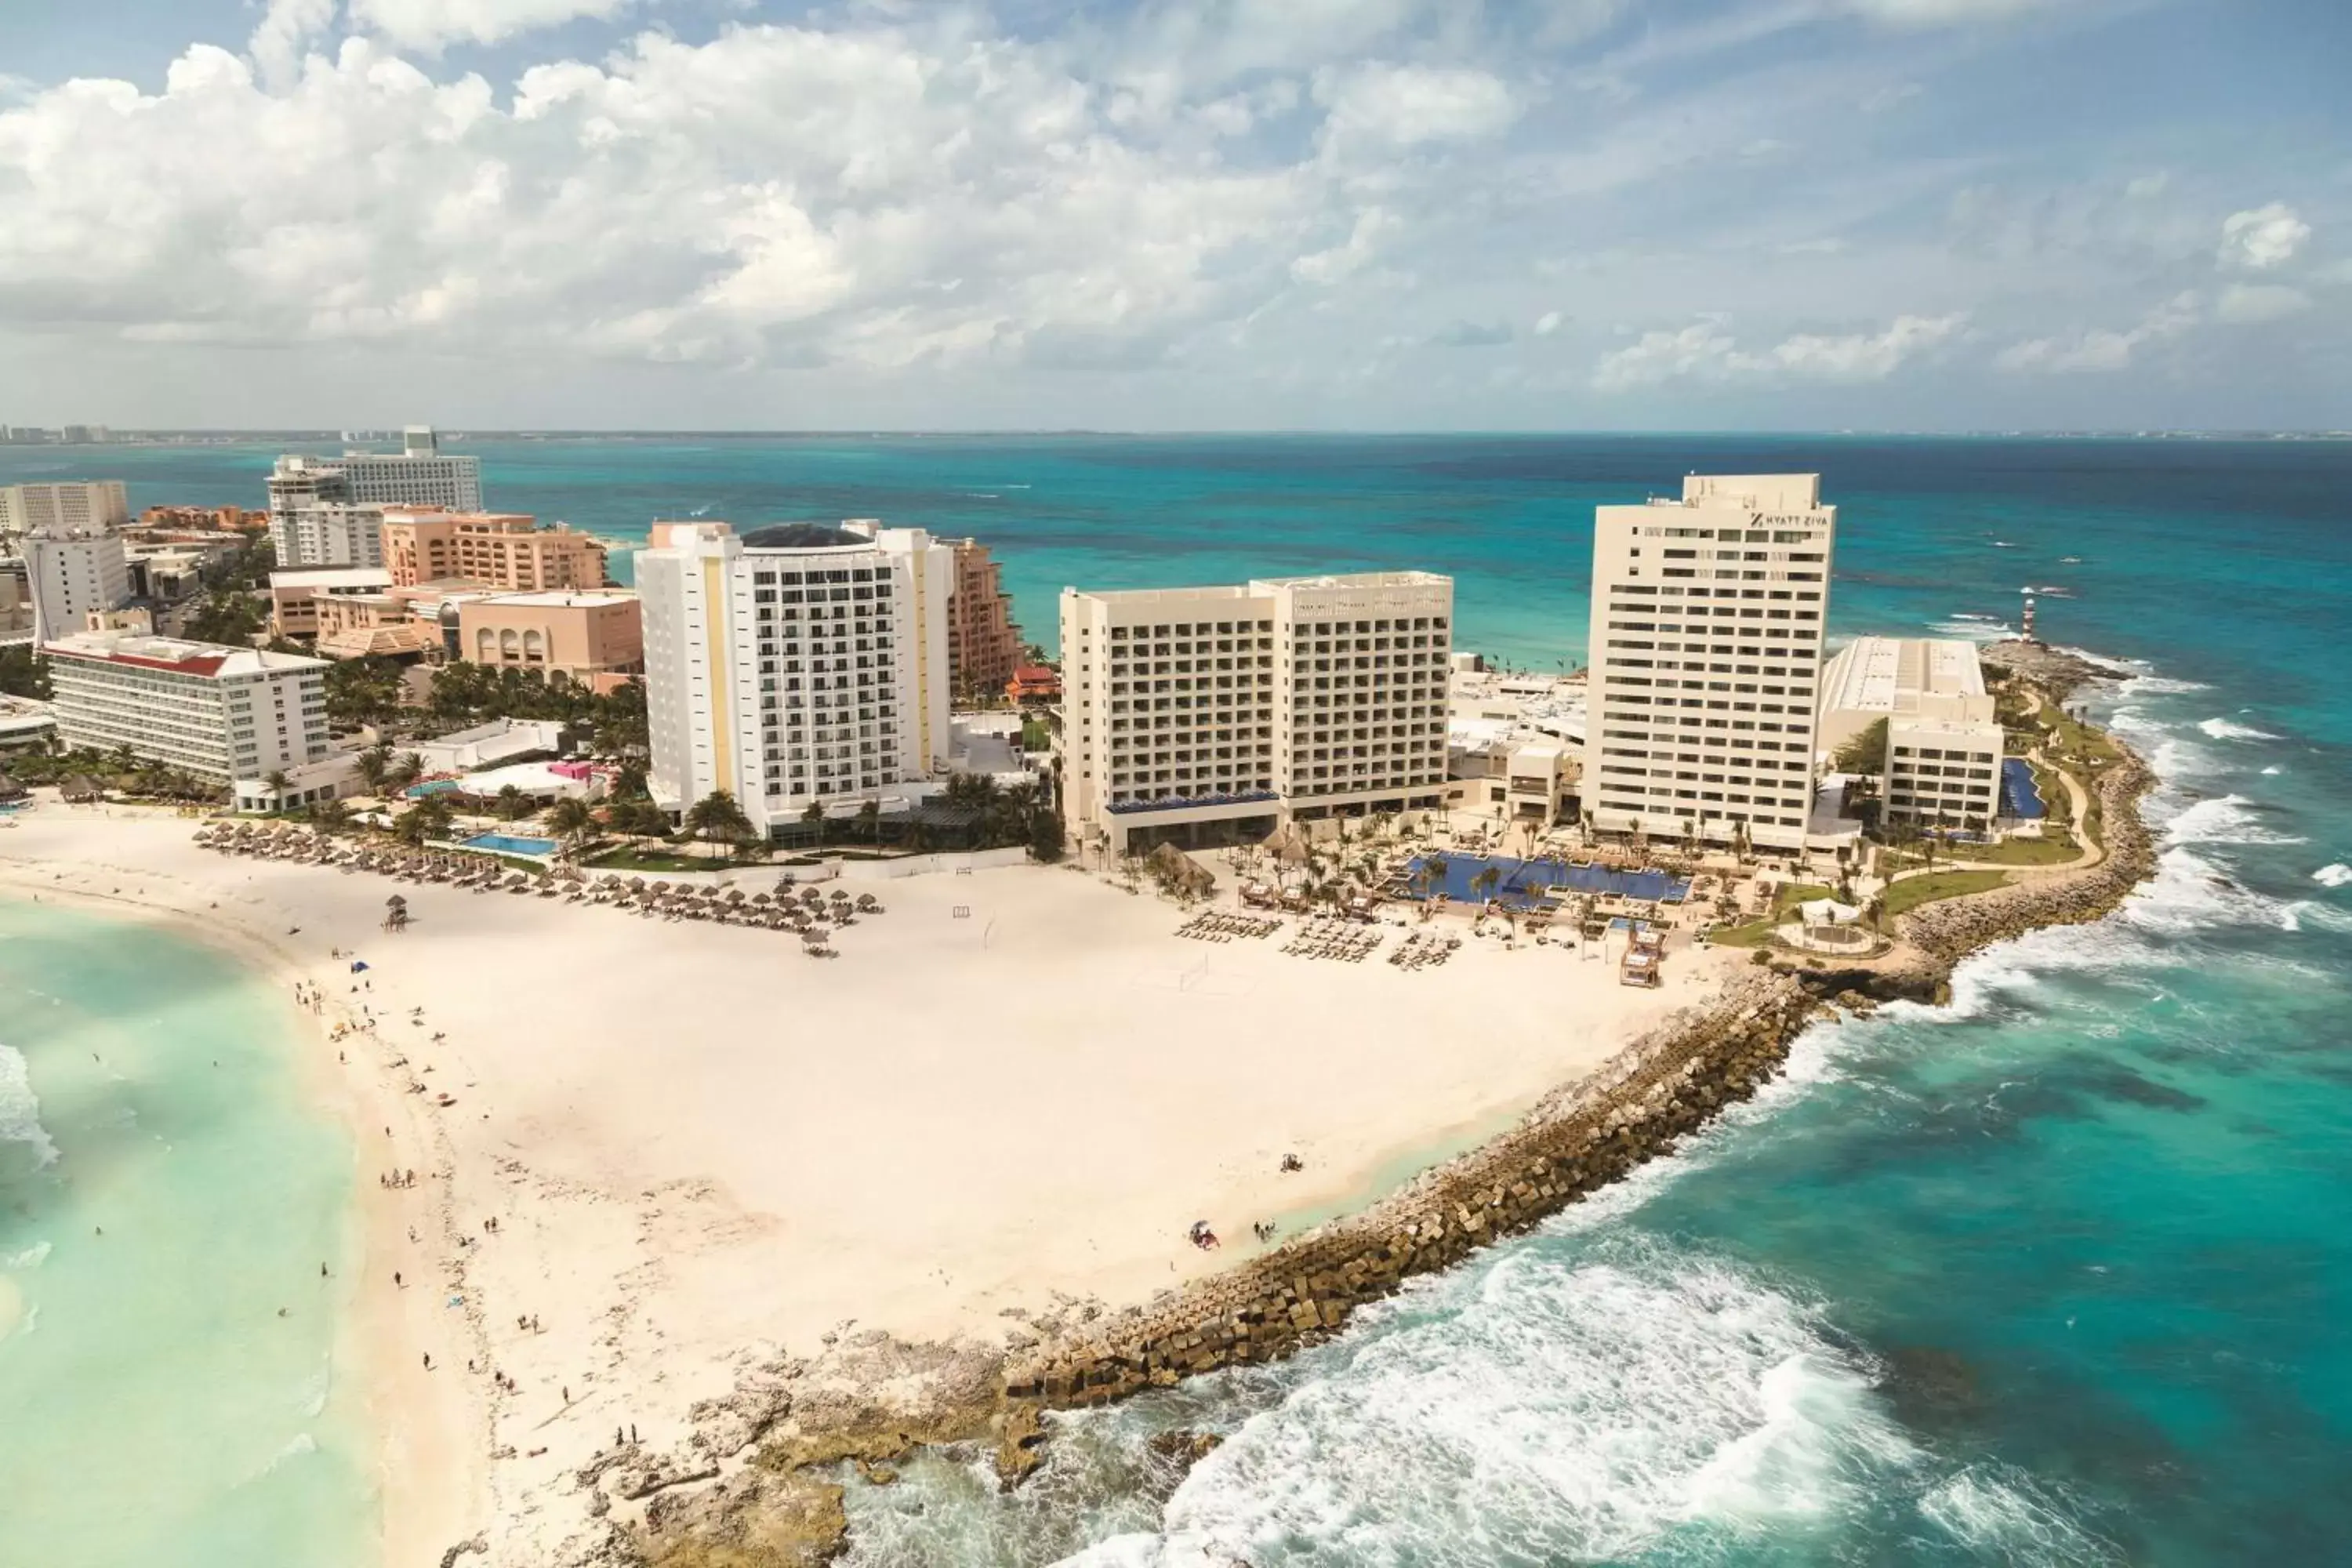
[1059,572,1453,856]
[1583,474,1835,851]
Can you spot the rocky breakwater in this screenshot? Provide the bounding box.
[1900,746,2158,971]
[1002,975,1819,1424]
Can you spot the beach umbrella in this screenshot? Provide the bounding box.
[628,877,648,891]
[727,888,747,904]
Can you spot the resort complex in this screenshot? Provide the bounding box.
[40,629,344,807]
[1058,572,1454,856]
[1583,474,1835,851]
[0,437,2172,1568]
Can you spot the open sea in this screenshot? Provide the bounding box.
[5,434,2350,1563]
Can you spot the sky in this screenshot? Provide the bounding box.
[0,0,2344,431]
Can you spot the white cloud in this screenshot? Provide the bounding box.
[1312,62,1519,148]
[2219,203,2310,270]
[2216,283,2310,325]
[1290,205,1401,285]
[1594,313,1962,389]
[0,26,1317,372]
[348,0,639,52]
[1845,0,2051,24]
[1768,313,1966,378]
[1995,292,2198,373]
[2125,172,2169,199]
[249,0,337,83]
[1534,310,1564,336]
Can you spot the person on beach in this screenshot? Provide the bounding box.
[394,1272,403,1287]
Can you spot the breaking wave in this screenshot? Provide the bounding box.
[2313,864,2352,890]
[0,1043,58,1171]
[2161,795,2305,847]
[2197,717,2281,742]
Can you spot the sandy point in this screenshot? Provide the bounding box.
[2,804,1732,1563]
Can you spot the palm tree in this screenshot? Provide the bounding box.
[354,744,392,797]
[496,783,527,822]
[1469,864,1501,906]
[263,768,292,811]
[682,789,754,858]
[855,798,882,848]
[391,752,426,790]
[546,796,596,849]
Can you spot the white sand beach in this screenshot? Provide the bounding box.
[0,804,1733,1564]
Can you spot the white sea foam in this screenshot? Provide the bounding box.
[2161,795,2304,847]
[1918,1468,2125,1566]
[2314,863,2352,889]
[2262,765,2283,776]
[0,1044,58,1170]
[2117,674,2210,697]
[2,1240,52,1271]
[253,1432,319,1481]
[1062,1243,1921,1567]
[1929,619,2013,641]
[2197,717,2281,742]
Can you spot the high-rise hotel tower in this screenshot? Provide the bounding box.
[1582,474,1835,851]
[637,519,953,837]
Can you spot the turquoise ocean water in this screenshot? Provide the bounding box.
[0,901,373,1567]
[5,434,2350,1562]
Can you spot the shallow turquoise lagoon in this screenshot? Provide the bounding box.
[0,900,375,1568]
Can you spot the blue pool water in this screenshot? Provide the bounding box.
[1406,853,1690,909]
[1999,757,2047,820]
[402,780,463,797]
[461,833,557,856]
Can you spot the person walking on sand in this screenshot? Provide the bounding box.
[423,1352,432,1370]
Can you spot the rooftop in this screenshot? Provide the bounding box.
[739,523,875,550]
[469,590,639,609]
[44,630,328,678]
[270,567,395,591]
[1820,635,1988,713]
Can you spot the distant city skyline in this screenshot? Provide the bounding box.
[0,0,2343,432]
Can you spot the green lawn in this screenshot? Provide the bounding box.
[1708,882,1835,947]
[1884,869,2009,919]
[587,845,730,873]
[1889,833,2081,869]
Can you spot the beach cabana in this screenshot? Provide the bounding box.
[60,774,106,804]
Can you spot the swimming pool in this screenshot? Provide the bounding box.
[1999,757,2048,820]
[1403,855,1690,909]
[404,779,464,797]
[461,833,557,857]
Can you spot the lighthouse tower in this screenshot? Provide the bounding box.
[2021,594,2039,645]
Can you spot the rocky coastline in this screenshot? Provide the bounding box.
[601,673,2160,1568]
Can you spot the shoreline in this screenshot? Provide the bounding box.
[634,678,2161,1566]
[2,803,1718,1567]
[0,649,2158,1566]
[0,847,488,1568]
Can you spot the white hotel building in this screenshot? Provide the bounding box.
[0,480,129,550]
[1583,474,1836,852]
[1817,635,2005,831]
[1059,572,1454,856]
[267,427,483,568]
[637,521,953,837]
[44,630,341,803]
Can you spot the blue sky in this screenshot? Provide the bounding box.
[0,0,2343,430]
